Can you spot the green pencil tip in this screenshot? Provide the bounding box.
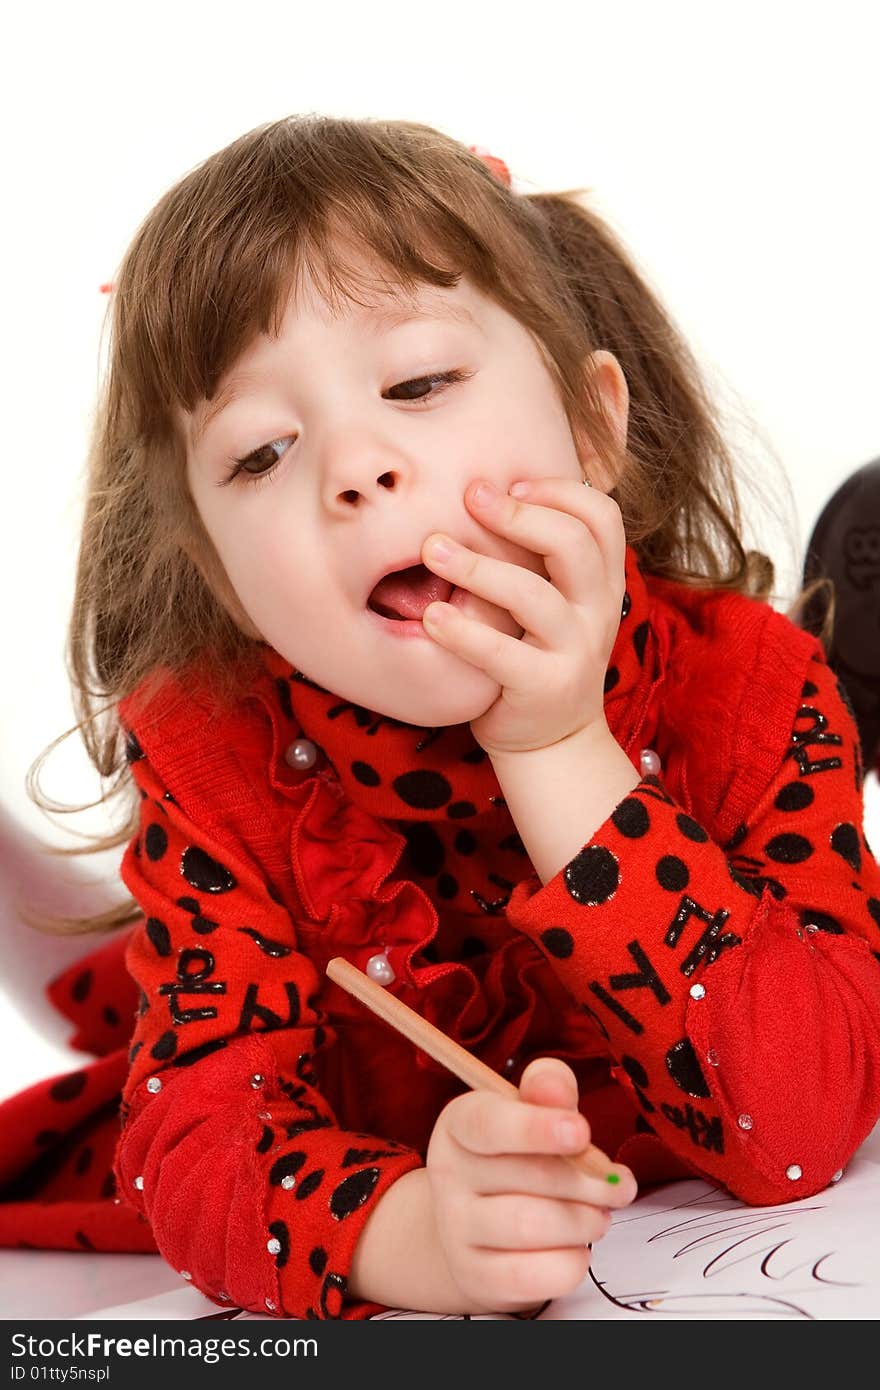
[606,1173,620,1184]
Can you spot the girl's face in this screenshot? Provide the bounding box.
[184,244,628,727]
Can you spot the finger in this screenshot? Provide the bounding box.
[467,1192,612,1252]
[420,596,547,692]
[518,1057,580,1113]
[503,476,628,588]
[421,532,570,651]
[446,1088,593,1160]
[461,1149,638,1210]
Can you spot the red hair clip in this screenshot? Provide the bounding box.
[468,144,512,189]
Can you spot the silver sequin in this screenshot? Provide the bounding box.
[689,983,706,1000]
[265,1298,277,1311]
[831,1168,844,1183]
[146,1077,162,1094]
[133,1175,144,1190]
[180,1270,192,1281]
[737,1114,753,1131]
[250,1074,266,1089]
[786,1164,803,1181]
[706,1049,720,1067]
[267,1237,282,1255]
[281,1175,296,1190]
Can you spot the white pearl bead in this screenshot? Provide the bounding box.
[689,983,706,1000]
[366,951,396,986]
[285,738,318,770]
[133,1175,144,1190]
[504,1056,517,1073]
[640,747,662,777]
[146,1076,162,1094]
[786,1164,803,1181]
[831,1168,844,1183]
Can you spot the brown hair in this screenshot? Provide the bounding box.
[22,113,832,937]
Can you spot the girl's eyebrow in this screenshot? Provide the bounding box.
[191,300,480,447]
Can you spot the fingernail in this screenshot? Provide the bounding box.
[509,481,531,498]
[427,535,454,562]
[472,479,497,506]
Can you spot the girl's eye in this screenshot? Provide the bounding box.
[217,369,471,487]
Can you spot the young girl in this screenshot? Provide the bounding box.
[2,114,879,1322]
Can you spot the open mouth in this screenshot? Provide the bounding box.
[367,562,455,622]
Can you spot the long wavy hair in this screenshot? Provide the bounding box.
[22,113,832,937]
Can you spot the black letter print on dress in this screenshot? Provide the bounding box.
[786,704,843,777]
[158,949,226,1025]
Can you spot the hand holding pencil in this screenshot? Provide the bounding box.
[327,957,638,1316]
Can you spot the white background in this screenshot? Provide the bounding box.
[1,0,878,1099]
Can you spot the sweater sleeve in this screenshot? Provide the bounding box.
[505,651,880,1204]
[112,741,423,1320]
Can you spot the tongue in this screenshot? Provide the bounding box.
[369,564,454,620]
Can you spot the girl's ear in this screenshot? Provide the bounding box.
[575,350,630,491]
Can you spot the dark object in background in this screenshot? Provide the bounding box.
[801,457,880,774]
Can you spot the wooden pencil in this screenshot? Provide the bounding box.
[326,956,621,1186]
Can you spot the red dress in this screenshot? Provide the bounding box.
[2,544,879,1320]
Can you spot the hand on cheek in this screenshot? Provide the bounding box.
[420,477,627,757]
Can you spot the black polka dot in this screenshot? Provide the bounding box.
[633,621,650,665]
[74,1145,93,1176]
[540,927,575,959]
[764,833,813,864]
[800,909,844,934]
[267,1219,290,1268]
[729,868,787,900]
[603,666,620,694]
[564,846,620,905]
[621,591,632,620]
[181,846,237,893]
[656,855,689,891]
[296,1170,325,1200]
[191,915,219,934]
[454,829,477,855]
[35,1130,61,1147]
[403,824,445,875]
[309,1247,328,1276]
[124,730,144,763]
[144,824,168,861]
[665,1039,710,1098]
[830,823,861,873]
[723,823,747,851]
[49,1072,87,1103]
[256,1125,274,1155]
[801,680,818,698]
[351,761,381,788]
[137,989,149,1016]
[128,1042,143,1064]
[448,801,478,818]
[177,896,200,914]
[100,1171,117,1198]
[329,1168,380,1219]
[437,873,458,900]
[71,969,93,1004]
[676,814,709,843]
[612,798,650,838]
[151,1030,178,1061]
[392,769,451,810]
[269,1152,308,1186]
[74,1231,95,1251]
[774,782,815,812]
[102,1005,120,1027]
[867,899,880,928]
[145,917,171,957]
